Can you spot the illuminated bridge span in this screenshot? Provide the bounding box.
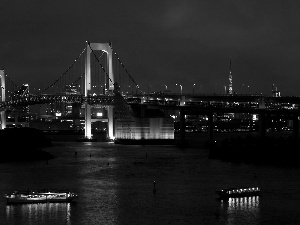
[2,42,300,141]
[0,41,141,140]
[0,93,114,108]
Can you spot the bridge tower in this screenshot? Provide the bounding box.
[85,42,115,140]
[228,59,233,95]
[0,70,6,129]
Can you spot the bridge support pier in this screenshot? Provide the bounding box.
[107,106,114,140]
[84,42,115,141]
[0,70,5,129]
[0,111,5,129]
[293,115,299,138]
[85,103,92,139]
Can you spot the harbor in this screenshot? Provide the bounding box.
[1,139,300,224]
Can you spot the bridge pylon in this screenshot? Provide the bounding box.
[0,70,6,129]
[85,41,115,140]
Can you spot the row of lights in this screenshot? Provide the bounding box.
[162,83,203,95]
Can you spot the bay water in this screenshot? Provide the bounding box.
[1,138,300,225]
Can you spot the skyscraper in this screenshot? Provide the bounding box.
[228,59,233,95]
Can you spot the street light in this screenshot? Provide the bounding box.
[193,83,196,95]
[176,84,182,95]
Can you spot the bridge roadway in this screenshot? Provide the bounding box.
[2,92,300,108]
[1,93,300,140]
[127,93,300,141]
[2,93,300,118]
[133,93,300,104]
[0,94,115,110]
[1,92,300,119]
[127,93,300,116]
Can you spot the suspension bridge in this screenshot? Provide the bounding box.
[0,41,146,141]
[2,41,300,142]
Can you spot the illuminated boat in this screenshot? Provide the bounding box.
[4,190,78,204]
[216,187,260,199]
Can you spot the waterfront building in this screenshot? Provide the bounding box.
[114,92,174,140]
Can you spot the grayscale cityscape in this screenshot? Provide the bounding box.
[1,1,300,225]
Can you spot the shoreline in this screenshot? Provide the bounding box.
[2,129,297,165]
[43,130,295,145]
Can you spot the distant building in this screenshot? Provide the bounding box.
[228,59,233,95]
[6,84,30,128]
[272,84,281,97]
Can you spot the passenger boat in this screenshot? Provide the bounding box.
[4,190,78,204]
[216,187,260,199]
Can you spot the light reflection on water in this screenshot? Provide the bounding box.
[6,203,72,225]
[219,196,260,225]
[1,141,300,224]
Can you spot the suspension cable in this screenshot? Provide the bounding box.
[88,41,143,94]
[35,46,87,95]
[5,74,20,89]
[108,43,142,93]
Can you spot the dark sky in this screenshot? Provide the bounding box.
[1,0,300,96]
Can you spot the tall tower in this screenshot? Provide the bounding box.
[85,42,115,140]
[0,70,6,129]
[228,59,233,95]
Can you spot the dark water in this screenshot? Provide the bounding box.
[1,141,300,225]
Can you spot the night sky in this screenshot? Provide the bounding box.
[1,0,300,96]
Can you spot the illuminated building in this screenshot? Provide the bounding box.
[272,84,281,97]
[6,84,30,128]
[228,59,233,95]
[114,93,174,141]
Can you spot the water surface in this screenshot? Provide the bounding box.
[1,141,299,224]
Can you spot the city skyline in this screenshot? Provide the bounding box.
[1,1,300,96]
